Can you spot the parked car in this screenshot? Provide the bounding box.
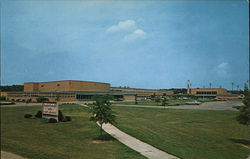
[186,100,201,105]
[215,97,228,101]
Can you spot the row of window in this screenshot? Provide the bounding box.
[40,84,61,87]
[196,91,217,95]
[8,94,75,98]
[9,95,75,98]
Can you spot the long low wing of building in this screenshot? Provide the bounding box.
[3,80,174,102]
[24,80,110,92]
[190,88,228,96]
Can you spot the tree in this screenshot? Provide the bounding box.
[135,94,138,105]
[236,84,250,125]
[55,94,60,101]
[155,96,161,105]
[209,82,212,88]
[89,95,116,136]
[161,97,168,108]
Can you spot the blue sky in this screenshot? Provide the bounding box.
[1,0,249,89]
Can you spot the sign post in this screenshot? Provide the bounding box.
[42,102,59,121]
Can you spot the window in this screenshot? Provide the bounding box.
[41,85,44,87]
[57,84,60,86]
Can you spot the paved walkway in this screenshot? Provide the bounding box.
[1,151,26,159]
[100,123,179,159]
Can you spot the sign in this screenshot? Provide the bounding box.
[42,102,58,121]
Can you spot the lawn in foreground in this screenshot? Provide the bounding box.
[0,104,145,159]
[114,107,250,159]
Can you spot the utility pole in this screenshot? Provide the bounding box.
[236,85,239,91]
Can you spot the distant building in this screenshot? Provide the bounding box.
[190,88,228,96]
[3,80,173,102]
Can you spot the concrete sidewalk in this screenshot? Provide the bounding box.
[1,151,26,159]
[101,123,179,159]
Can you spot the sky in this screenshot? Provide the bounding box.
[1,0,249,89]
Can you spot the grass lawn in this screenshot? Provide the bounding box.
[113,107,250,159]
[0,104,146,159]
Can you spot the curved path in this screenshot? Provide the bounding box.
[1,151,26,159]
[100,123,179,159]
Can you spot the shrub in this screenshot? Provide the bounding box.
[58,110,65,122]
[48,118,58,123]
[24,114,32,118]
[65,116,72,122]
[26,98,32,103]
[35,110,43,118]
[36,97,49,103]
[0,102,15,105]
[0,96,6,101]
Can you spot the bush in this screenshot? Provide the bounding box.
[0,96,6,101]
[26,98,32,103]
[24,114,32,118]
[58,110,64,122]
[0,102,15,105]
[36,97,49,103]
[64,116,72,122]
[48,118,58,123]
[35,110,43,118]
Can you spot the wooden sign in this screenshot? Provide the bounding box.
[42,102,58,121]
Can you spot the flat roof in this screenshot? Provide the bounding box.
[7,91,135,96]
[111,87,171,91]
[24,80,110,85]
[191,88,227,90]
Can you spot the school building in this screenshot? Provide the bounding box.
[2,80,173,102]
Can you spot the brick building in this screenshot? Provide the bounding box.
[3,80,173,102]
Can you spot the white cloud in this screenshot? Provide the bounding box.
[217,62,229,69]
[107,20,136,32]
[215,62,230,77]
[123,29,147,41]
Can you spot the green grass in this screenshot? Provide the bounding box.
[0,104,146,159]
[113,107,250,159]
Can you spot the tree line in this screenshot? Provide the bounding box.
[0,85,24,91]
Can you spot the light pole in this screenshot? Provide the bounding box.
[247,80,250,89]
[232,82,234,91]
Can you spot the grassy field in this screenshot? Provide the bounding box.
[113,107,250,159]
[0,104,145,159]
